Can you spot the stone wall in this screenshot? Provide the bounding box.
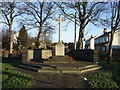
[12,50,22,58]
[112,49,120,60]
[22,50,33,62]
[34,49,52,61]
[68,50,99,63]
[2,50,9,58]
[2,50,22,58]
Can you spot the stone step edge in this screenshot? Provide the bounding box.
[41,64,99,70]
[18,65,39,72]
[78,64,99,70]
[22,62,42,69]
[38,66,102,73]
[44,62,77,64]
[21,62,99,70]
[80,66,102,73]
[41,67,77,70]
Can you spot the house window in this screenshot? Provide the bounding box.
[95,39,97,44]
[104,37,106,42]
[105,36,108,42]
[98,39,100,43]
[100,38,101,43]
[102,37,104,42]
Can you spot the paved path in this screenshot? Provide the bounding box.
[13,67,87,88]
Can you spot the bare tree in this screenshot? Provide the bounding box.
[23,1,55,48]
[54,2,107,49]
[0,1,24,57]
[107,2,120,63]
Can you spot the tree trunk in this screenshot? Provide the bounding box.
[9,3,13,58]
[36,24,42,49]
[44,32,47,49]
[107,29,115,64]
[77,25,84,50]
[36,2,43,49]
[9,24,13,58]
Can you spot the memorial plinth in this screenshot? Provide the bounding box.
[55,43,65,56]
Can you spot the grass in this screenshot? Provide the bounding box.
[2,63,13,70]
[86,61,120,88]
[2,70,34,88]
[2,58,34,88]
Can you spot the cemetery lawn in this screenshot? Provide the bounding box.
[86,61,120,88]
[2,59,34,88]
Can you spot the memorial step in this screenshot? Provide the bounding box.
[41,64,100,71]
[18,61,102,73]
[51,56,69,59]
[46,58,74,61]
[38,69,60,73]
[38,66,102,73]
[41,66,78,70]
[61,70,81,73]
[80,66,102,73]
[44,62,77,64]
[18,65,40,72]
[22,62,42,69]
[78,64,99,70]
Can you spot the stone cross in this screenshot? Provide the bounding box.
[55,14,65,43]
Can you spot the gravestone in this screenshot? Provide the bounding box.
[55,14,65,56]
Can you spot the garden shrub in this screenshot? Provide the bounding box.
[87,71,119,88]
[2,70,34,88]
[2,74,9,82]
[3,76,33,88]
[99,50,108,61]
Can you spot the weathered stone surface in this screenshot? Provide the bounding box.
[55,43,65,56]
[2,50,9,58]
[34,49,52,60]
[42,50,52,59]
[22,50,33,62]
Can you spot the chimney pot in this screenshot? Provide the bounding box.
[103,28,107,34]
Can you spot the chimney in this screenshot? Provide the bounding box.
[91,35,93,38]
[103,28,107,34]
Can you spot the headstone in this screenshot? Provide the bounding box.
[55,14,65,56]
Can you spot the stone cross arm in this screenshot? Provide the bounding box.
[55,19,65,21]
